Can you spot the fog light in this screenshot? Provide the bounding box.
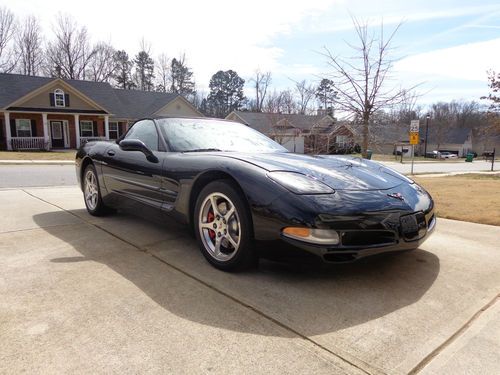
[283,227,310,237]
[282,227,339,245]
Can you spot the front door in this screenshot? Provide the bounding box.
[50,121,64,148]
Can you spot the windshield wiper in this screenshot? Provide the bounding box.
[182,148,224,153]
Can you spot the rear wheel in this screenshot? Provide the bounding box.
[194,180,256,271]
[83,164,110,216]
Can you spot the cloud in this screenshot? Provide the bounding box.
[395,38,500,82]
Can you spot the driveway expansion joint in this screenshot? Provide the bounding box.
[409,293,500,374]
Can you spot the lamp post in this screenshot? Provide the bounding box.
[424,114,430,157]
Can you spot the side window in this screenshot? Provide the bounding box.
[125,120,159,151]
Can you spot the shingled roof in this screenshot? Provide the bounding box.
[0,73,179,119]
[421,126,471,144]
[229,110,332,133]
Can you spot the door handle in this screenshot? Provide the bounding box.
[107,150,115,156]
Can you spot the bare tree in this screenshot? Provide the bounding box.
[280,90,297,114]
[390,89,421,125]
[86,42,117,82]
[45,14,96,79]
[15,15,43,76]
[156,53,170,92]
[0,7,17,73]
[322,18,414,156]
[294,80,315,114]
[263,89,297,114]
[250,70,272,111]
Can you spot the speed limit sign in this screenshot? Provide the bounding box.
[410,120,420,132]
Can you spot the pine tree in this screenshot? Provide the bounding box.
[114,50,135,89]
[315,78,336,114]
[134,50,155,91]
[206,70,246,118]
[170,56,196,98]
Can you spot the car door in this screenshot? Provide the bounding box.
[101,119,166,210]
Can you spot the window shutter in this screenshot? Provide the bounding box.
[64,94,70,107]
[92,121,98,137]
[31,119,37,136]
[49,93,55,106]
[10,119,16,137]
[118,123,124,136]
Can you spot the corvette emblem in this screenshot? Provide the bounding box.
[387,192,404,201]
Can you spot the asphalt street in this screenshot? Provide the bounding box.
[1,186,499,374]
[0,159,496,188]
[385,160,496,174]
[0,165,77,188]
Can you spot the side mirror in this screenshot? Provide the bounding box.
[119,139,158,163]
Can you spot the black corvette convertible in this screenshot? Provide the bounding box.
[76,117,435,270]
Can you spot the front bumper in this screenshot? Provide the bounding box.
[281,212,436,263]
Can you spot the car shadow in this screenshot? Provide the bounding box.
[33,210,440,338]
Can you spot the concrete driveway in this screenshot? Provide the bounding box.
[1,187,499,374]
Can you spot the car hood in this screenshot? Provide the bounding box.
[223,152,410,191]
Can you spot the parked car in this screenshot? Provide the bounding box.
[438,152,458,159]
[76,117,436,271]
[425,151,439,158]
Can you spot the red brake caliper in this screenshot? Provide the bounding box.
[207,210,215,240]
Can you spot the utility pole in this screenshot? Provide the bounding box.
[492,148,496,172]
[424,114,430,157]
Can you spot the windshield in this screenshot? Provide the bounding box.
[157,118,288,153]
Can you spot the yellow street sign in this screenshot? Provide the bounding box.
[410,132,419,145]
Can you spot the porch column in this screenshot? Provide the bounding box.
[4,111,11,150]
[74,114,80,149]
[104,115,109,140]
[42,113,49,150]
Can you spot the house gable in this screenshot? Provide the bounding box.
[7,79,109,114]
[153,96,203,117]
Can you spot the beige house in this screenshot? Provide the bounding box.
[226,110,346,153]
[0,73,202,150]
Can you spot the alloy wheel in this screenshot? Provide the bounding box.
[198,192,241,261]
[84,169,99,210]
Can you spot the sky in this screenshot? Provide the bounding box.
[5,0,500,107]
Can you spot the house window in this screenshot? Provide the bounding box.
[54,89,65,107]
[336,135,348,147]
[80,120,94,137]
[109,122,119,139]
[16,119,32,137]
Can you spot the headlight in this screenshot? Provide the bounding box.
[267,171,335,194]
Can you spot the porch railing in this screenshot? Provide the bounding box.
[11,137,47,151]
[81,136,107,145]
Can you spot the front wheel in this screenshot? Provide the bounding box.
[194,180,256,271]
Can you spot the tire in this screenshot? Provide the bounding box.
[194,180,256,271]
[82,164,111,216]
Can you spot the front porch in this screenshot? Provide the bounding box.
[1,111,128,151]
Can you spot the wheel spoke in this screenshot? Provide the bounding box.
[213,237,222,256]
[224,206,235,221]
[225,233,239,249]
[210,196,220,216]
[200,222,214,230]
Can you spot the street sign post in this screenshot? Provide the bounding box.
[409,120,420,175]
